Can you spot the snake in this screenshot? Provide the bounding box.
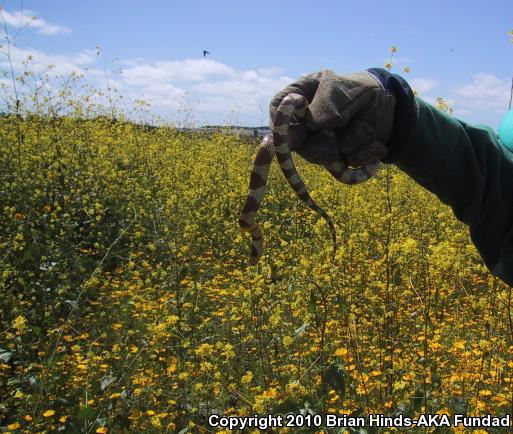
[239,93,380,265]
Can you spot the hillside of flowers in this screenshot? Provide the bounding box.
[1,66,513,433]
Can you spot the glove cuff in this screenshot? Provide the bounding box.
[367,68,416,163]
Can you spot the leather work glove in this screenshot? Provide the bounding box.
[269,69,396,167]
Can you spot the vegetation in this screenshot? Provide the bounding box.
[1,46,513,434]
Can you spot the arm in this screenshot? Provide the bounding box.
[370,68,513,286]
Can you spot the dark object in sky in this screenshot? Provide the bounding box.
[203,50,210,57]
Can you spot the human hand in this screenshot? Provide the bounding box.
[269,69,395,167]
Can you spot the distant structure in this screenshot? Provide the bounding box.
[203,50,210,57]
[183,125,270,138]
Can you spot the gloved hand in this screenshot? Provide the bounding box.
[239,68,414,266]
[269,69,396,167]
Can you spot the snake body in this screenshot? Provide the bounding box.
[239,93,379,265]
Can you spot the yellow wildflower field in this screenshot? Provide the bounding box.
[1,110,512,433]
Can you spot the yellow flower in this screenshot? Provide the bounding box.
[453,340,466,350]
[167,315,179,325]
[43,409,55,417]
[151,415,162,428]
[167,357,177,375]
[11,315,26,333]
[241,371,253,384]
[7,422,20,430]
[389,46,397,53]
[195,343,214,358]
[282,336,293,348]
[96,427,108,434]
[403,66,410,73]
[222,343,235,360]
[335,348,348,357]
[263,387,278,399]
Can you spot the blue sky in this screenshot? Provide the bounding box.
[1,0,512,127]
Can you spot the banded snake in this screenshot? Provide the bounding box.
[239,93,380,265]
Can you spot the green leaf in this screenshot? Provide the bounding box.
[274,398,302,415]
[100,375,117,391]
[0,350,12,363]
[395,402,412,418]
[431,369,441,389]
[411,389,424,411]
[294,322,308,336]
[448,396,468,415]
[392,265,402,286]
[335,295,346,315]
[77,406,95,421]
[309,291,317,314]
[322,363,346,398]
[7,377,20,386]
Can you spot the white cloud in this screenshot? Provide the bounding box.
[410,78,438,94]
[114,58,293,123]
[0,45,96,76]
[114,79,186,108]
[0,9,71,35]
[452,74,509,113]
[120,59,235,85]
[189,74,291,98]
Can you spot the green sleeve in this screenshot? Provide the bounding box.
[396,98,513,286]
